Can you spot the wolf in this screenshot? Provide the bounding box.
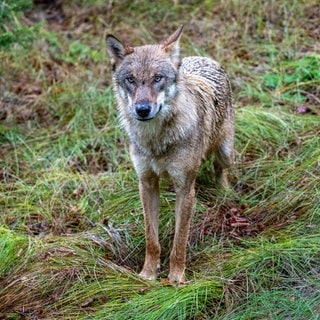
[106,25,234,283]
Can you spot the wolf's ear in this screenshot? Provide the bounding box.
[161,25,184,66]
[106,35,134,67]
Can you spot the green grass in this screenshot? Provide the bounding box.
[0,0,320,319]
[0,227,35,277]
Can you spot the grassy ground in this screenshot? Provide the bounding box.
[0,0,319,319]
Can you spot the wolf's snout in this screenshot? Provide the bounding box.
[135,101,152,119]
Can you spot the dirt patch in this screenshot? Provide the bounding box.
[190,202,266,245]
[0,90,46,124]
[304,4,320,40]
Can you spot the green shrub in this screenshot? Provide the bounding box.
[0,0,37,48]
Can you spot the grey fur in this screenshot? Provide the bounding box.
[106,26,234,283]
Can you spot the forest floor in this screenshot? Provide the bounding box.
[0,1,320,319]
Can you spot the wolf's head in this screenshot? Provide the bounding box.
[106,25,183,122]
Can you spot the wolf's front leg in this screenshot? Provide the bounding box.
[169,177,196,283]
[138,172,161,280]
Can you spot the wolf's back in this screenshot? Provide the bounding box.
[180,56,232,110]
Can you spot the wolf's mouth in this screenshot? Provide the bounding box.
[137,118,152,122]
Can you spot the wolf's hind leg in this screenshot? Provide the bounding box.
[213,138,234,190]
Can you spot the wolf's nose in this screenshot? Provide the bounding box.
[135,102,151,118]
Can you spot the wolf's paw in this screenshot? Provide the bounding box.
[139,270,157,281]
[168,270,186,285]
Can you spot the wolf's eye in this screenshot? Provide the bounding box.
[154,75,163,83]
[126,76,135,84]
